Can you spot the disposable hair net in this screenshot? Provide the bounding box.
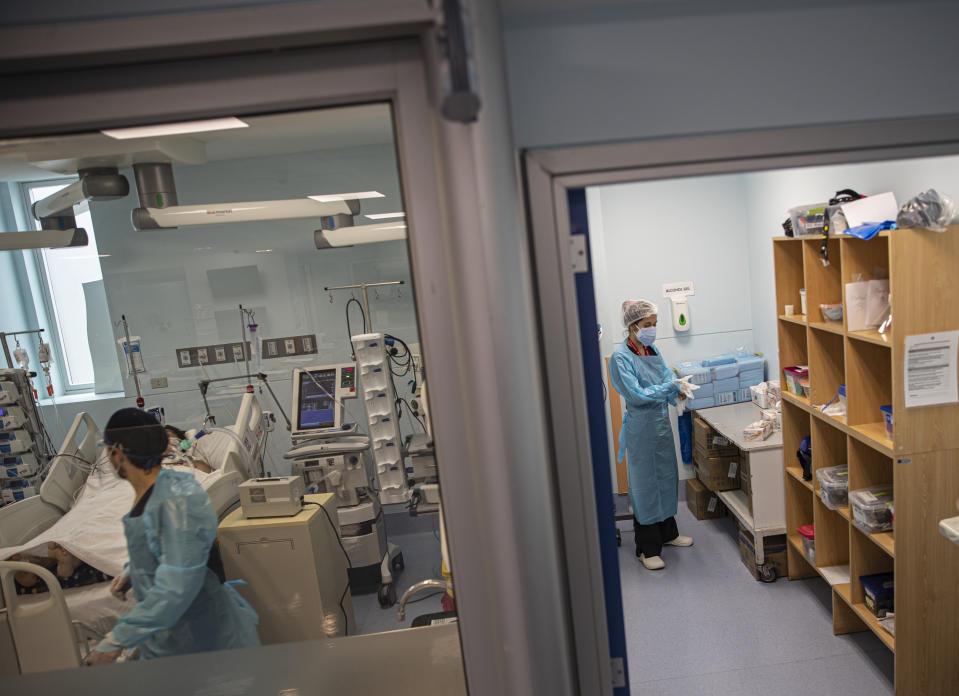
[621,299,658,328]
[104,408,167,470]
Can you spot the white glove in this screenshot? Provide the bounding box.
[674,375,700,400]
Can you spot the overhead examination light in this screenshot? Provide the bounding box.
[314,222,407,249]
[101,117,248,140]
[0,228,88,251]
[32,168,129,220]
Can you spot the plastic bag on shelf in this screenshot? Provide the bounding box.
[897,189,958,233]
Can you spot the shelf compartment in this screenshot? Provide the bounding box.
[848,329,892,348]
[850,524,894,605]
[832,584,869,637]
[811,417,847,486]
[803,238,843,324]
[781,397,809,472]
[848,437,893,493]
[785,474,816,580]
[808,320,844,335]
[774,239,806,317]
[786,466,812,491]
[813,495,849,569]
[845,337,892,432]
[778,321,808,388]
[779,314,807,326]
[808,329,844,406]
[834,575,896,652]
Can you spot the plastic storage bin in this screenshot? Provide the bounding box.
[797,524,815,564]
[816,465,849,510]
[783,366,809,396]
[880,405,893,439]
[820,303,843,322]
[860,572,894,617]
[850,485,894,533]
[789,204,828,237]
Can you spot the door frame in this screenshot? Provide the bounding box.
[521,113,959,695]
[0,31,578,696]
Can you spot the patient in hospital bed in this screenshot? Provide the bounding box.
[6,423,229,595]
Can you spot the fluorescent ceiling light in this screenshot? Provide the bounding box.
[255,249,272,253]
[309,191,383,203]
[365,212,406,220]
[101,117,248,140]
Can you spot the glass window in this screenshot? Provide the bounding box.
[24,181,105,388]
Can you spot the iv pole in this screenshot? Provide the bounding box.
[120,315,145,408]
[323,280,405,331]
[0,329,45,368]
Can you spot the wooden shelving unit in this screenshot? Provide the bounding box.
[773,228,959,695]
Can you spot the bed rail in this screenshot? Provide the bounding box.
[39,413,100,515]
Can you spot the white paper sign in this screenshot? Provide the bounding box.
[662,282,695,298]
[904,331,959,408]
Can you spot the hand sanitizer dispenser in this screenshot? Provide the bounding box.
[662,282,694,333]
[671,296,690,332]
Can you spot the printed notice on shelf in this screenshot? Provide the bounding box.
[904,330,959,408]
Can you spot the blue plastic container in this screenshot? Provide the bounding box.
[713,377,739,394]
[710,363,740,381]
[702,354,736,367]
[860,572,894,617]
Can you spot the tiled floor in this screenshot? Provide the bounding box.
[618,504,894,695]
[352,526,446,635]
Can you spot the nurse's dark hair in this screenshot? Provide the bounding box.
[104,408,167,470]
[165,425,189,441]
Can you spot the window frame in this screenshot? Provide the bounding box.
[17,177,99,395]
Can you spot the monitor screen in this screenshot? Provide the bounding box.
[296,369,338,431]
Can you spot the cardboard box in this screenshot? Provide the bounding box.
[694,447,741,492]
[693,416,739,457]
[738,525,788,580]
[685,477,726,520]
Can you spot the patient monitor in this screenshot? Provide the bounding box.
[290,364,358,439]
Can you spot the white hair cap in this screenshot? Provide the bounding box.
[621,299,658,327]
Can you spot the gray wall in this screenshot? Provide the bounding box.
[502,0,959,149]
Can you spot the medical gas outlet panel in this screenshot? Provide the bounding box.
[351,333,410,505]
[0,370,49,507]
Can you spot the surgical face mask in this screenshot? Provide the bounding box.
[637,326,657,346]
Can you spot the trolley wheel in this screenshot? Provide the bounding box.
[392,552,405,574]
[616,529,622,547]
[378,582,397,607]
[759,563,777,583]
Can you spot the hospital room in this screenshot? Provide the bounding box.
[0,103,454,674]
[578,153,959,695]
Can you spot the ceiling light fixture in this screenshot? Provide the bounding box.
[308,191,384,203]
[364,212,406,220]
[0,228,88,251]
[102,117,249,140]
[314,222,407,248]
[255,249,273,253]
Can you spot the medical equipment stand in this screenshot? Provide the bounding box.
[323,280,405,331]
[0,329,45,369]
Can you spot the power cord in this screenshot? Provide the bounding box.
[304,501,353,636]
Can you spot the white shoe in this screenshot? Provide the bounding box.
[639,554,666,570]
[665,535,694,547]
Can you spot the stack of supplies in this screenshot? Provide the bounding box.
[675,351,766,410]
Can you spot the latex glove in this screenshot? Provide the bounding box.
[110,570,131,601]
[676,397,686,416]
[89,632,123,665]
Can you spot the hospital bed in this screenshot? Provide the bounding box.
[0,393,267,675]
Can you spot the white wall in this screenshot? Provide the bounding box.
[502,0,959,149]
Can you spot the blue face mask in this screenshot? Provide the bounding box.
[637,327,657,346]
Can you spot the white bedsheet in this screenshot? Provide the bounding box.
[0,452,225,577]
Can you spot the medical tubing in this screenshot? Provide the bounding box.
[199,426,255,475]
[304,501,352,636]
